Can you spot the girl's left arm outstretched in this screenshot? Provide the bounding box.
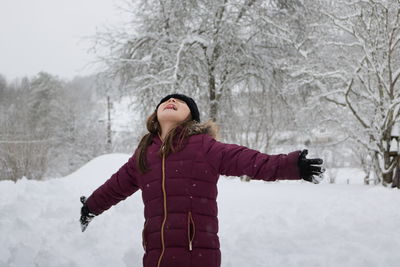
[202,134,303,181]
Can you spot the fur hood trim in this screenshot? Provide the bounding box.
[187,119,220,140]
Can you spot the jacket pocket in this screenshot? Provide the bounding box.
[187,211,196,251]
[142,219,149,252]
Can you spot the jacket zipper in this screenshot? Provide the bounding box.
[157,144,167,267]
[188,211,195,251]
[142,219,148,251]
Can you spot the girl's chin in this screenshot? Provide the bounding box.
[158,116,183,122]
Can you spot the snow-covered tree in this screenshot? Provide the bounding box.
[295,0,400,187]
[0,73,111,181]
[0,76,50,181]
[27,72,65,137]
[93,0,310,122]
[45,75,110,177]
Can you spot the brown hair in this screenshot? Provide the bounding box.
[134,111,196,174]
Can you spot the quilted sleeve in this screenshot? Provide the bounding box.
[202,134,301,181]
[85,154,140,215]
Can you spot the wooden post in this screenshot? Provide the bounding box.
[107,96,112,152]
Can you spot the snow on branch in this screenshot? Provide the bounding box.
[322,8,360,21]
[349,129,380,153]
[381,99,400,130]
[321,11,356,36]
[313,89,346,106]
[183,35,210,47]
[259,16,291,35]
[392,67,400,88]
[391,34,400,51]
[345,78,370,129]
[289,68,348,80]
[0,139,55,144]
[324,41,363,48]
[377,154,398,174]
[172,34,210,82]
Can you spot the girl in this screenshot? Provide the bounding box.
[80,93,324,267]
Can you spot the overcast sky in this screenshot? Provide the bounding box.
[0,0,125,81]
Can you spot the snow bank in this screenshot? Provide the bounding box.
[1,154,399,267]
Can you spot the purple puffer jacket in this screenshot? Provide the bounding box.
[86,122,301,267]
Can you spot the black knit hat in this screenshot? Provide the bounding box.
[156,93,201,122]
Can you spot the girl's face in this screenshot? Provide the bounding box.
[157,97,191,125]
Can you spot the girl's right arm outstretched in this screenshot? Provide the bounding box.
[85,154,140,216]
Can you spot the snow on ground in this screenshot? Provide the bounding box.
[1,154,400,267]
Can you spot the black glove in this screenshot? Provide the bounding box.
[80,196,96,232]
[297,149,325,184]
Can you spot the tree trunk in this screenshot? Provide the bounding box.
[208,69,219,122]
[392,158,400,189]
